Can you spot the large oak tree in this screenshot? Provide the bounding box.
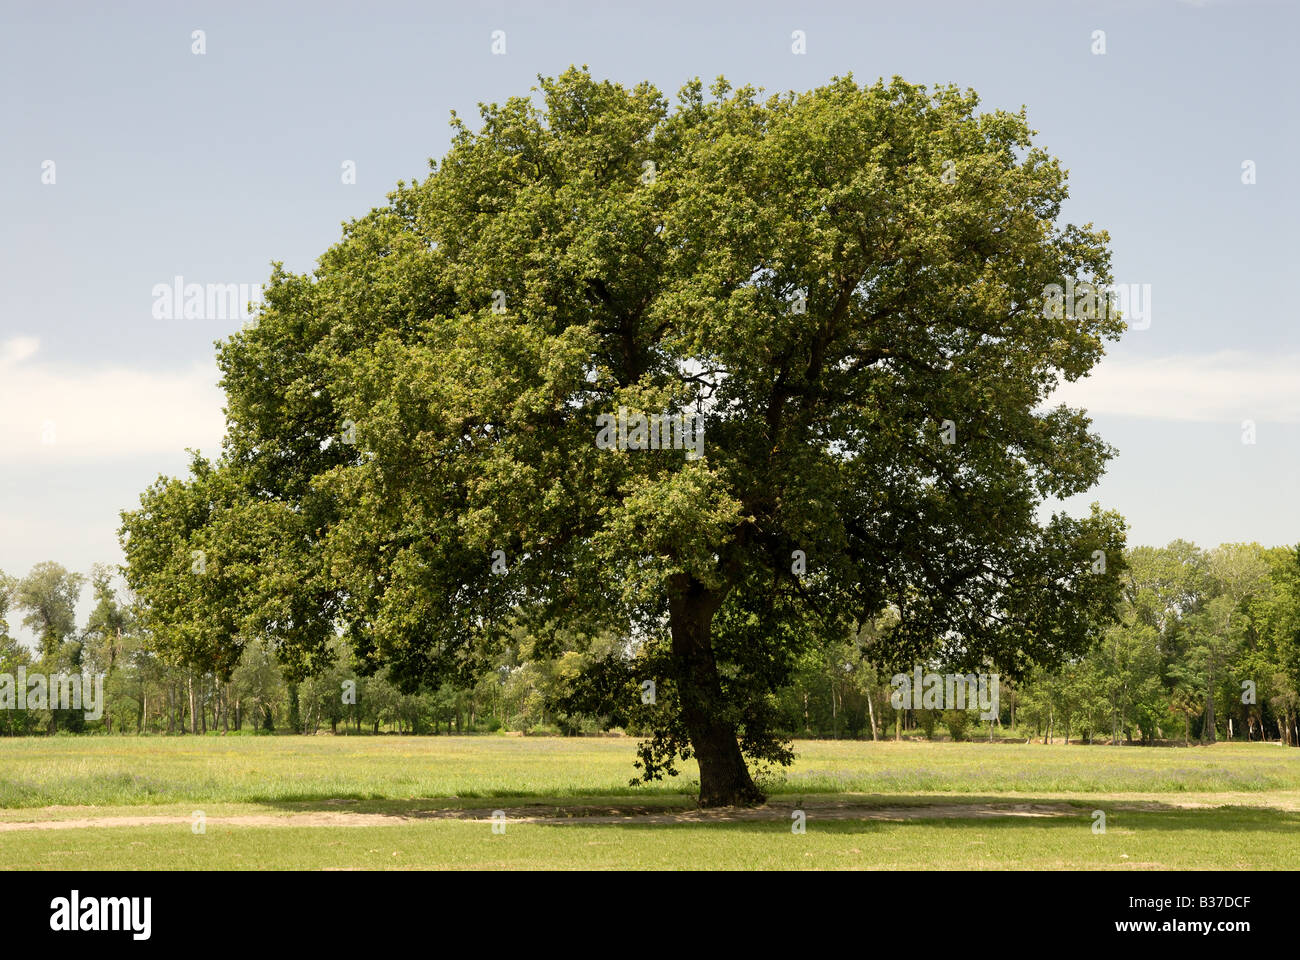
[123,69,1127,806]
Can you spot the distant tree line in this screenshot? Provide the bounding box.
[2,540,1297,744]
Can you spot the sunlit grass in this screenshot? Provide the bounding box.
[5,806,1297,870]
[1,736,1297,808]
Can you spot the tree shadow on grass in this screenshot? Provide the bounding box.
[252,793,1300,835]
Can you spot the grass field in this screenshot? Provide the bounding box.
[2,736,1298,870]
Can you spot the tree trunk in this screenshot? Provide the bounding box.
[287,682,301,734]
[668,581,763,808]
[830,680,839,740]
[866,690,878,741]
[1203,666,1217,744]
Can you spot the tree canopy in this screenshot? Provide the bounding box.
[122,68,1127,805]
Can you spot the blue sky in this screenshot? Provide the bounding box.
[1,0,1297,638]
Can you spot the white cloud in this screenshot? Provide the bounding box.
[1,336,39,366]
[0,337,225,461]
[1049,351,1300,423]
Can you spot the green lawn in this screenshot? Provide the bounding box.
[3,735,1298,807]
[2,736,1297,869]
[5,808,1297,870]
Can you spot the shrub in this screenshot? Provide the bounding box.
[944,709,971,741]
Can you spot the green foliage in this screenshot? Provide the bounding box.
[121,69,1136,800]
[15,562,84,660]
[916,710,938,739]
[5,536,1300,748]
[1014,541,1300,746]
[943,709,970,741]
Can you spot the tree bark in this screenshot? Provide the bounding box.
[668,579,763,808]
[1203,665,1217,744]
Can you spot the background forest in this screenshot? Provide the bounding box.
[3,541,1298,746]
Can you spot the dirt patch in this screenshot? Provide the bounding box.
[0,813,399,831]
